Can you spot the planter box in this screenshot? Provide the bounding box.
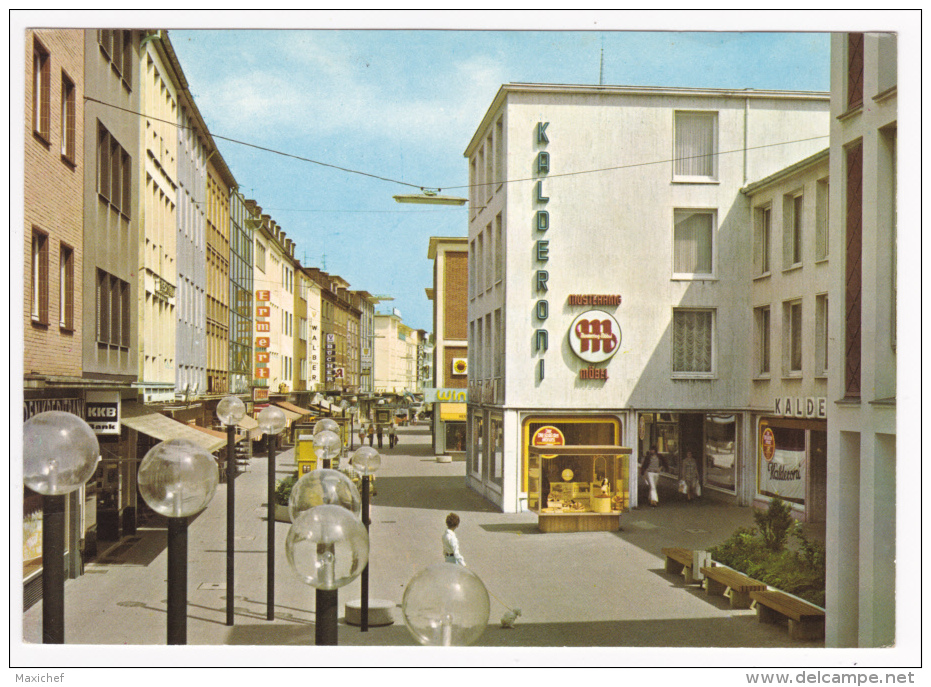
[274,504,291,523]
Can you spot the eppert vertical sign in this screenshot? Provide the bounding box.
[255,290,271,384]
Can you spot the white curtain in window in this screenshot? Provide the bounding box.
[674,210,713,274]
[674,310,713,372]
[675,112,715,177]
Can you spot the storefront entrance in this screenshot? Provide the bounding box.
[637,412,738,496]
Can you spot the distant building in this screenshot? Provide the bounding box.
[427,236,469,455]
[826,31,897,649]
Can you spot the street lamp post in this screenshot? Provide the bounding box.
[216,396,246,626]
[286,504,368,645]
[137,439,219,645]
[23,411,101,644]
[258,405,287,621]
[350,446,381,632]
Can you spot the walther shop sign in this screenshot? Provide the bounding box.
[85,391,121,435]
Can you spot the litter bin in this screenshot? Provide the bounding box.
[295,429,317,476]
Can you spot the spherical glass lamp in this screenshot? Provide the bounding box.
[138,439,219,518]
[313,418,340,436]
[288,468,362,522]
[257,405,287,436]
[216,396,246,427]
[285,504,369,590]
[350,446,381,476]
[401,563,491,646]
[23,411,101,496]
[313,430,342,463]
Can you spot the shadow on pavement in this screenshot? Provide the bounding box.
[373,475,498,513]
[480,523,543,536]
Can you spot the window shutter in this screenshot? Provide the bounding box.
[845,143,863,397]
[847,33,864,111]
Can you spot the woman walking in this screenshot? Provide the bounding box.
[641,446,667,507]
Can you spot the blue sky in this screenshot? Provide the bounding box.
[166,25,831,332]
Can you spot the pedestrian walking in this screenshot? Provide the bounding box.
[388,422,397,449]
[367,423,375,446]
[680,450,701,501]
[640,445,667,507]
[376,424,384,449]
[358,426,366,448]
[442,512,466,566]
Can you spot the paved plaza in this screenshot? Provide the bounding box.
[19,422,825,659]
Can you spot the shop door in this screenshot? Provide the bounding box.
[808,430,827,524]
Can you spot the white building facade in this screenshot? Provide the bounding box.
[743,150,831,525]
[826,32,896,649]
[464,83,830,515]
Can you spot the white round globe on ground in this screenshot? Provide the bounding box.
[137,439,219,518]
[23,411,100,496]
[401,563,491,646]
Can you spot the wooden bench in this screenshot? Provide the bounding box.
[750,590,825,640]
[662,547,700,585]
[700,565,767,609]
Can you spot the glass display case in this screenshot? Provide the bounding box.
[528,445,631,532]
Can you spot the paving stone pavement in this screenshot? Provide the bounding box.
[18,422,826,665]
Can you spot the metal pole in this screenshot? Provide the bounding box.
[226,423,236,626]
[315,588,338,645]
[266,433,276,621]
[42,494,66,644]
[167,517,188,645]
[361,474,370,632]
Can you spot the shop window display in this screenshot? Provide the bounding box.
[705,414,737,492]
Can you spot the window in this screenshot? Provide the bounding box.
[755,306,771,376]
[99,30,132,90]
[494,213,503,283]
[485,133,494,201]
[673,209,714,277]
[877,32,897,95]
[847,33,864,111]
[255,241,266,272]
[476,231,484,293]
[468,238,476,298]
[674,111,717,180]
[31,229,49,324]
[484,222,493,290]
[469,157,477,218]
[815,179,829,261]
[97,124,131,217]
[783,192,803,268]
[33,39,50,140]
[754,205,772,275]
[494,117,504,191]
[672,309,714,374]
[784,300,803,374]
[60,72,75,161]
[96,269,130,348]
[59,243,74,330]
[815,294,829,377]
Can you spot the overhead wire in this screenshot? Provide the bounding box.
[85,95,828,204]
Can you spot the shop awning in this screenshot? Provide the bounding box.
[120,402,225,453]
[237,415,259,431]
[274,406,302,425]
[190,424,246,444]
[275,401,312,416]
[528,445,633,456]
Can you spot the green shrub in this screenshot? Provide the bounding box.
[753,496,797,552]
[274,473,299,506]
[709,518,826,607]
